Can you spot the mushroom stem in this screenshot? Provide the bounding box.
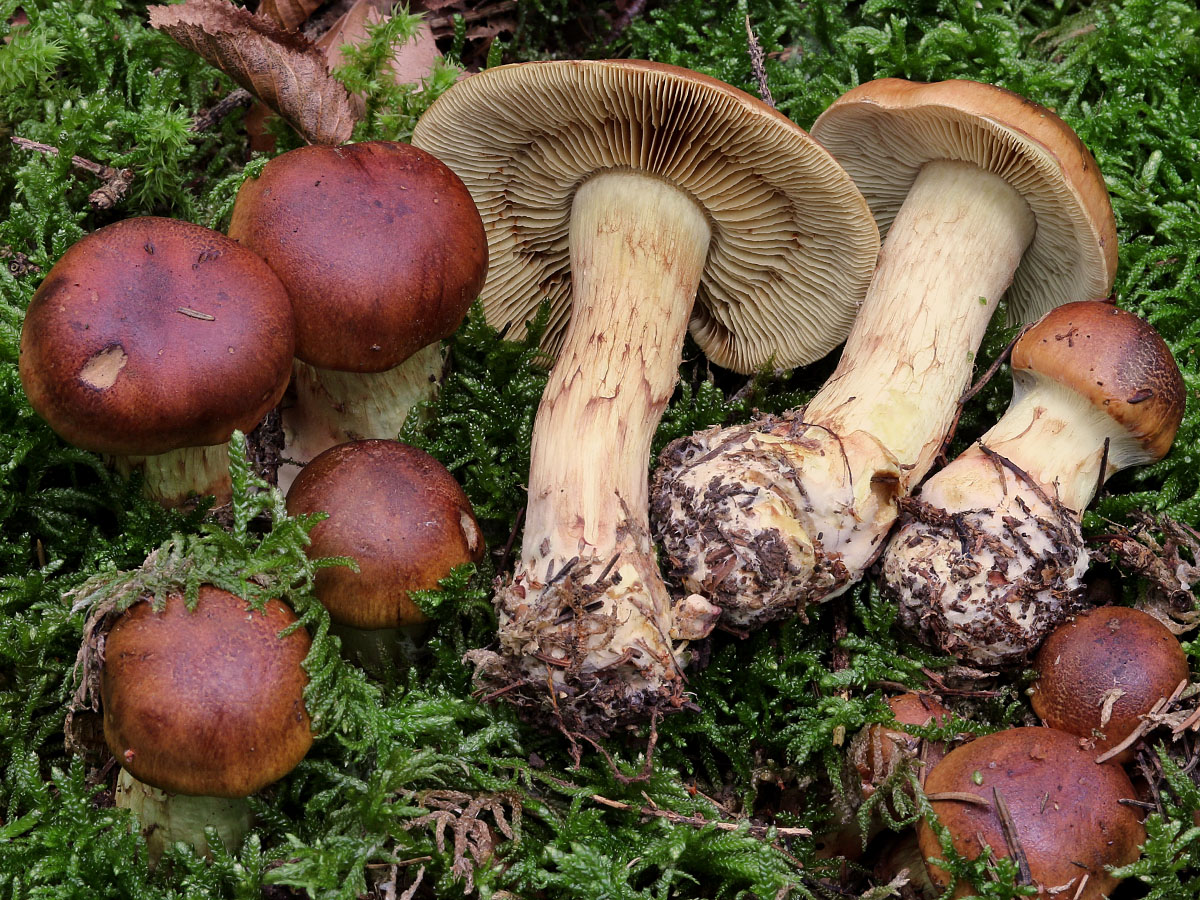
[654,160,1035,626]
[330,621,429,673]
[956,377,1140,513]
[485,170,719,724]
[278,345,442,492]
[115,768,252,867]
[111,443,233,508]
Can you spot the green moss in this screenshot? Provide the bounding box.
[2,0,1199,895]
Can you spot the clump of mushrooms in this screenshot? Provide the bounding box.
[228,140,488,491]
[285,439,484,669]
[19,217,295,506]
[102,585,313,865]
[1031,605,1190,762]
[652,78,1115,628]
[412,59,879,732]
[883,301,1185,664]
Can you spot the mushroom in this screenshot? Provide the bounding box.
[284,439,484,668]
[102,585,313,865]
[817,692,952,861]
[1031,605,1190,762]
[227,140,488,491]
[851,693,951,800]
[19,217,295,506]
[918,727,1144,899]
[883,301,1185,664]
[652,78,1115,628]
[411,59,879,730]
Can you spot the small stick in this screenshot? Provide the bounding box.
[992,786,1033,885]
[589,793,812,837]
[925,791,991,806]
[935,325,1031,466]
[603,0,647,46]
[10,135,134,209]
[1096,679,1187,763]
[744,15,774,107]
[190,88,253,133]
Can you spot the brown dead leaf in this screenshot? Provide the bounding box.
[257,0,324,32]
[148,0,356,145]
[315,0,441,95]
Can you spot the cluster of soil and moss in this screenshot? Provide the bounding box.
[2,0,1200,898]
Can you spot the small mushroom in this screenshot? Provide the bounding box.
[285,439,484,668]
[1031,605,1190,762]
[412,59,879,730]
[851,693,952,798]
[19,217,294,506]
[228,141,488,491]
[653,78,1115,628]
[883,301,1185,664]
[817,692,952,860]
[102,585,313,865]
[918,727,1144,899]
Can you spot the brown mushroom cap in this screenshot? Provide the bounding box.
[228,141,487,373]
[852,693,951,793]
[1032,606,1190,763]
[1011,301,1185,462]
[19,217,294,456]
[412,59,879,374]
[101,585,313,798]
[811,78,1116,325]
[918,727,1144,899]
[285,440,485,630]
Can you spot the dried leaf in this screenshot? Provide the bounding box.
[316,0,441,93]
[148,0,356,145]
[257,0,323,32]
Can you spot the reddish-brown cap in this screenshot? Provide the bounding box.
[101,585,313,798]
[851,692,951,793]
[285,440,485,629]
[812,79,1116,326]
[412,59,879,374]
[918,727,1144,899]
[1011,301,1185,462]
[1032,606,1189,763]
[19,217,294,456]
[228,141,487,373]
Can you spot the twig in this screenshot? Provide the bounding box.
[579,709,661,785]
[744,15,774,107]
[190,88,253,133]
[935,325,1031,466]
[496,506,525,575]
[925,791,991,806]
[1096,679,1188,763]
[604,0,647,46]
[590,793,812,838]
[992,786,1033,885]
[10,135,133,209]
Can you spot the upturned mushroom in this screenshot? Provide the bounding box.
[918,727,1144,898]
[1031,605,1190,762]
[19,217,295,506]
[228,140,488,491]
[883,301,1185,665]
[285,439,484,668]
[102,585,313,865]
[652,78,1115,628]
[412,60,879,731]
